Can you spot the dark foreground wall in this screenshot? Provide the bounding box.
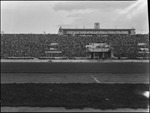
[1,62,149,74]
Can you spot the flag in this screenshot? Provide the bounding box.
[50,43,59,46]
[86,45,94,48]
[138,43,146,46]
[139,48,149,51]
[50,48,57,51]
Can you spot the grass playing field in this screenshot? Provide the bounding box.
[1,73,149,84]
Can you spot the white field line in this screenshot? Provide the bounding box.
[90,74,101,83]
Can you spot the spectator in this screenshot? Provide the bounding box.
[1,34,149,59]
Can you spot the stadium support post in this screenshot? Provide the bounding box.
[93,52,95,59]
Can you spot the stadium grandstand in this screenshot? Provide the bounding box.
[1,33,149,60]
[58,23,136,36]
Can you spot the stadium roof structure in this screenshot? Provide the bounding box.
[58,27,136,35]
[59,28,135,31]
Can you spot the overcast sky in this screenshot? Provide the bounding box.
[1,0,149,34]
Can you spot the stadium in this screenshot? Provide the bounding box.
[1,24,149,60]
[1,0,149,111]
[1,23,149,73]
[1,23,149,111]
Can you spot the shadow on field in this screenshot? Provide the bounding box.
[1,83,149,110]
[1,62,149,73]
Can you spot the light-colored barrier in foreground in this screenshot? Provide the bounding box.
[1,59,149,63]
[1,107,149,112]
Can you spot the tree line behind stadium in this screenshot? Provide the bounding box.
[1,34,149,59]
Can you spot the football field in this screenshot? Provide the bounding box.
[1,73,149,84]
[1,61,149,111]
[1,61,149,84]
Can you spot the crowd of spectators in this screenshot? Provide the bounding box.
[1,33,149,59]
